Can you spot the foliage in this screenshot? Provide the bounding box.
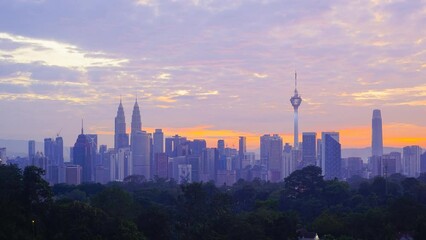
[2,164,426,239]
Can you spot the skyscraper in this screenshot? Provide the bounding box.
[73,122,93,182]
[131,98,142,140]
[55,136,64,166]
[129,98,150,178]
[190,139,207,156]
[238,136,246,170]
[260,134,283,181]
[165,135,187,157]
[420,151,426,174]
[302,132,316,167]
[114,98,129,150]
[403,145,422,177]
[153,129,164,154]
[28,140,35,160]
[372,109,383,157]
[290,72,302,149]
[321,132,341,180]
[44,138,55,164]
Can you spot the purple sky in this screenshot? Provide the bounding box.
[1,0,426,150]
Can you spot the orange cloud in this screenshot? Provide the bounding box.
[339,123,426,148]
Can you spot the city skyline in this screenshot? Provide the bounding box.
[1,1,426,150]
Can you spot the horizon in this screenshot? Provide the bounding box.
[1,1,426,151]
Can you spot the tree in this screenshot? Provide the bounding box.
[283,166,324,199]
[91,186,137,220]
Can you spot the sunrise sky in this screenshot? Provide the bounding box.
[1,0,425,151]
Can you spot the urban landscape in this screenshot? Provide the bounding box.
[2,76,425,188]
[1,1,426,240]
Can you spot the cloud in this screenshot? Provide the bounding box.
[253,73,268,78]
[340,85,426,106]
[0,32,128,71]
[1,0,426,149]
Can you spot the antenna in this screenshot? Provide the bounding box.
[81,119,84,134]
[57,128,62,137]
[295,71,297,90]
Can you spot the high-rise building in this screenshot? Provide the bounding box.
[153,129,164,154]
[238,136,246,170]
[282,143,293,178]
[382,154,398,176]
[110,147,132,181]
[28,140,35,160]
[73,123,93,182]
[403,146,422,177]
[65,164,82,185]
[372,109,383,157]
[132,130,151,178]
[316,139,322,167]
[190,139,207,156]
[44,138,55,164]
[390,152,402,174]
[321,132,341,180]
[114,98,129,150]
[55,136,64,166]
[302,132,316,167]
[290,72,302,149]
[420,151,426,174]
[165,135,187,157]
[342,157,363,179]
[200,148,217,182]
[131,98,142,145]
[369,155,382,177]
[217,140,225,155]
[260,134,283,181]
[153,153,168,179]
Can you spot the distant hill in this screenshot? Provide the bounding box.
[342,147,402,161]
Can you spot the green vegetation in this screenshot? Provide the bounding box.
[1,164,426,239]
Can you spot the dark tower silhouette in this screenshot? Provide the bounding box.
[73,120,92,182]
[290,72,302,149]
[372,109,383,157]
[130,99,142,141]
[114,97,129,150]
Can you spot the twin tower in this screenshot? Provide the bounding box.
[114,98,150,177]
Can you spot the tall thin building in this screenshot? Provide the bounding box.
[302,132,316,167]
[260,134,283,181]
[403,145,422,177]
[130,98,150,178]
[290,72,302,149]
[44,138,55,164]
[131,98,142,137]
[55,136,64,166]
[321,132,341,180]
[132,130,151,178]
[153,129,164,154]
[372,109,383,157]
[115,98,129,150]
[238,136,247,170]
[73,122,93,182]
[28,140,35,159]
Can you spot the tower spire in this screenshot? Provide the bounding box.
[290,71,302,149]
[295,71,297,90]
[81,119,84,134]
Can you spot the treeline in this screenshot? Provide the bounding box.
[1,165,426,240]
